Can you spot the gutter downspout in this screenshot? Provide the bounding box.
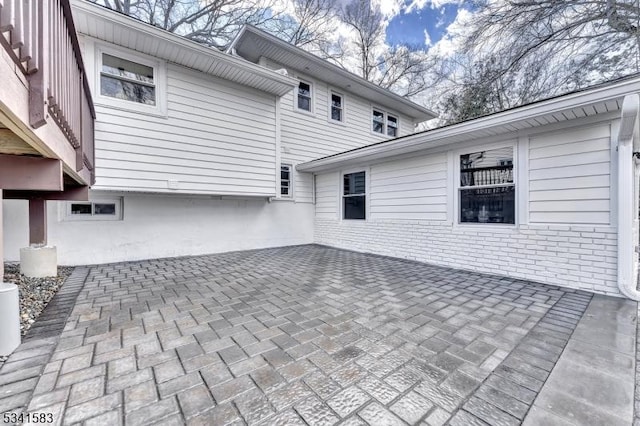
[617,94,640,300]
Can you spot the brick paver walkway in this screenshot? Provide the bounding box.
[0,245,601,425]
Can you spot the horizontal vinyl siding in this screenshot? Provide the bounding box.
[315,172,338,219]
[368,154,448,220]
[269,58,416,203]
[528,124,611,224]
[93,62,277,195]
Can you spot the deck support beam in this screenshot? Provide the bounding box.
[0,155,63,191]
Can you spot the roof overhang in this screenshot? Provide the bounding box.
[71,1,298,97]
[229,25,437,122]
[298,76,640,173]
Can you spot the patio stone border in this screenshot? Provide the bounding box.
[448,290,593,425]
[24,267,89,341]
[0,267,89,415]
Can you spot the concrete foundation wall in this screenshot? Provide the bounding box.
[315,218,619,297]
[3,191,314,265]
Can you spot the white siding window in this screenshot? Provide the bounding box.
[65,199,123,221]
[95,44,167,116]
[281,164,292,197]
[387,114,398,137]
[372,108,399,136]
[101,54,156,105]
[297,81,312,112]
[343,171,366,220]
[330,92,344,122]
[459,146,515,224]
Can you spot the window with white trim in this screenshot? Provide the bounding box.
[387,114,398,136]
[330,92,343,122]
[281,164,292,197]
[343,171,366,220]
[297,81,312,112]
[101,54,156,105]
[459,147,515,224]
[65,199,123,221]
[372,109,399,136]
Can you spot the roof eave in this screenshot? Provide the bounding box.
[230,25,437,121]
[298,76,640,173]
[71,1,298,96]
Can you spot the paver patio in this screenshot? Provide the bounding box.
[0,245,635,425]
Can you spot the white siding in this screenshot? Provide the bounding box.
[528,124,611,224]
[370,154,448,220]
[90,42,278,196]
[312,117,620,296]
[264,59,416,203]
[315,172,339,219]
[3,193,314,265]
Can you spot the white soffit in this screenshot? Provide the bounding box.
[71,0,297,97]
[298,76,640,172]
[230,26,437,122]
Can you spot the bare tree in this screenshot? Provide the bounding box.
[445,0,640,122]
[269,0,338,48]
[91,0,281,48]
[337,0,434,97]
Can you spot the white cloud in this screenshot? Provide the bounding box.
[424,28,432,47]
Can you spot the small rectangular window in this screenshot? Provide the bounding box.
[343,171,366,220]
[281,164,292,197]
[101,54,156,105]
[387,115,398,137]
[372,110,384,134]
[297,81,312,112]
[459,147,515,224]
[331,93,343,122]
[66,199,123,221]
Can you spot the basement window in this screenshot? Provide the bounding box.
[65,199,123,221]
[343,171,366,220]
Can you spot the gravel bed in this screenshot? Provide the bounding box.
[1,263,72,365]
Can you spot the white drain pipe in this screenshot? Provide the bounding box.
[617,94,640,300]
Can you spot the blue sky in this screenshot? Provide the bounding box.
[385,2,464,49]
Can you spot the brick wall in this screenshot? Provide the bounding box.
[315,218,619,296]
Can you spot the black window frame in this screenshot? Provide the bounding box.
[458,146,516,225]
[343,171,366,220]
[280,164,292,197]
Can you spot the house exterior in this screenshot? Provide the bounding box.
[299,79,640,299]
[2,0,434,266]
[2,0,640,301]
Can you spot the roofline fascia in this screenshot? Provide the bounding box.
[298,76,640,173]
[71,1,298,91]
[229,25,438,121]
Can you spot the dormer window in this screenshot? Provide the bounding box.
[297,81,312,112]
[372,108,399,136]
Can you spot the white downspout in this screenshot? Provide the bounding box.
[617,94,640,300]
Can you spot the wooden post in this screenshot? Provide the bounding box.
[28,198,46,245]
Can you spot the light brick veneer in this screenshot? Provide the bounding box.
[315,219,619,296]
